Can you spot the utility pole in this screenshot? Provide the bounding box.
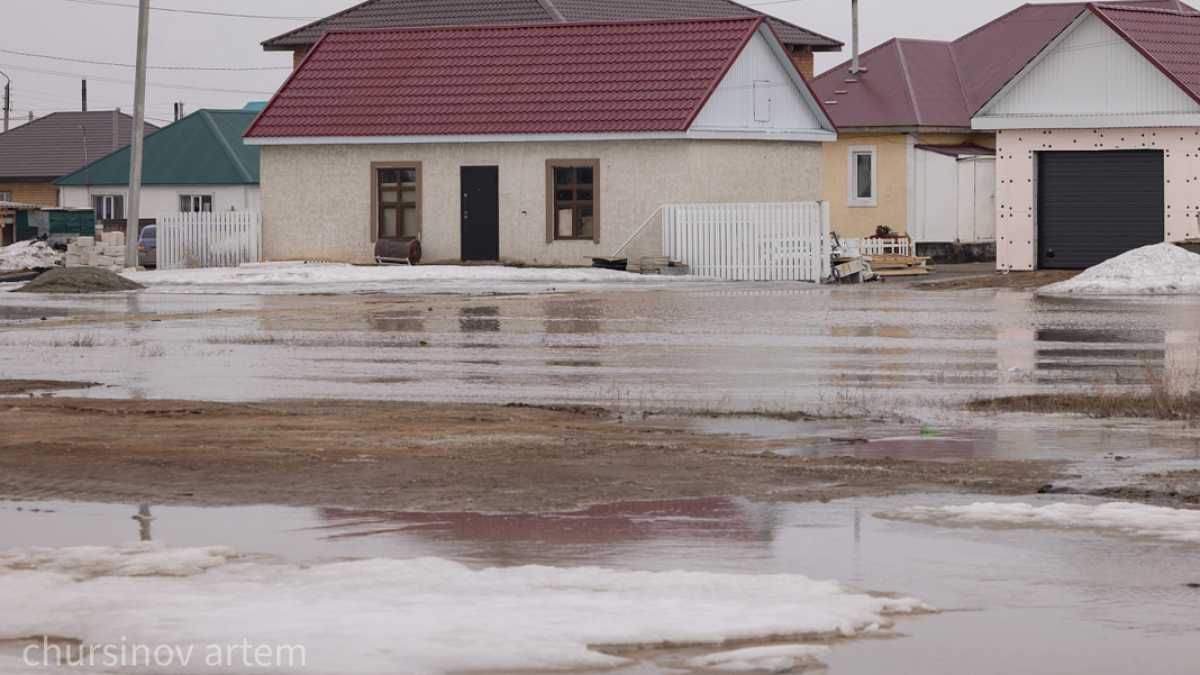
[82,80,88,112]
[1,70,10,133]
[125,0,150,269]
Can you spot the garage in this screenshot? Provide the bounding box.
[1036,150,1165,270]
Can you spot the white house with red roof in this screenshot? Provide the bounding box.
[974,3,1200,270]
[243,17,836,265]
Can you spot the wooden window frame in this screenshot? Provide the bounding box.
[371,162,423,242]
[546,159,600,244]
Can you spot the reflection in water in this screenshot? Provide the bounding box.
[370,311,425,332]
[315,498,774,565]
[460,307,500,332]
[542,298,601,334]
[132,504,154,541]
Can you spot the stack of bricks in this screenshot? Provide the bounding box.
[65,230,128,273]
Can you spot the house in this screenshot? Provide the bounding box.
[807,0,1188,261]
[261,0,842,80]
[974,3,1200,270]
[0,111,155,244]
[55,109,261,224]
[243,17,837,266]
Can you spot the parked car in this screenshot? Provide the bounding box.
[137,226,156,268]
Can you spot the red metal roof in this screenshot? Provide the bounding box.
[246,17,773,139]
[1091,4,1200,105]
[810,0,1194,129]
[261,0,842,52]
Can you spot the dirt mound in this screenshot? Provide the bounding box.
[17,267,144,293]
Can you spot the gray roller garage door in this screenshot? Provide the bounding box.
[1037,150,1164,269]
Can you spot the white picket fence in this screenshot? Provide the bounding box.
[662,202,830,281]
[836,236,916,257]
[156,211,263,270]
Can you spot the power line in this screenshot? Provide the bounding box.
[0,62,277,95]
[0,48,291,72]
[57,0,320,21]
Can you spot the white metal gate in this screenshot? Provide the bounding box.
[156,211,263,270]
[662,202,830,281]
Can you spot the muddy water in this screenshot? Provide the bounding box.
[2,495,1198,674]
[2,287,1200,416]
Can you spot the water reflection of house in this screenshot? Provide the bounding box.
[316,498,774,562]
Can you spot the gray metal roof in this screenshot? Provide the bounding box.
[0,111,157,181]
[0,200,44,210]
[261,0,843,51]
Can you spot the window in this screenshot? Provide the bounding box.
[0,191,10,202]
[546,160,599,242]
[92,194,125,221]
[373,164,421,240]
[180,194,213,213]
[847,146,877,208]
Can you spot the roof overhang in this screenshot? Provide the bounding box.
[245,129,837,146]
[0,201,43,210]
[836,126,976,134]
[974,113,1200,130]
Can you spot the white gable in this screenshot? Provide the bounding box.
[688,27,836,141]
[975,12,1200,129]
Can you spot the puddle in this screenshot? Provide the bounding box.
[2,495,1199,674]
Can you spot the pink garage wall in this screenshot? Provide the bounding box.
[994,127,1200,270]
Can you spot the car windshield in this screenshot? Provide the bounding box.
[142,227,156,239]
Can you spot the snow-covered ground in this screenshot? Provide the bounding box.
[1038,243,1200,295]
[879,501,1200,544]
[0,240,60,273]
[0,541,929,675]
[119,262,718,295]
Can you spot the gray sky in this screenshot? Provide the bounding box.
[2,0,1040,130]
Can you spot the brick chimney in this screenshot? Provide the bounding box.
[789,46,814,81]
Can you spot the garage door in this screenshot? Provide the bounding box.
[1037,150,1164,269]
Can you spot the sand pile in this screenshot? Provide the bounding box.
[1038,243,1200,295]
[17,267,144,293]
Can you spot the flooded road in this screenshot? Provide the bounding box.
[2,285,1200,417]
[2,495,1198,674]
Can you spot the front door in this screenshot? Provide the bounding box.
[461,166,499,262]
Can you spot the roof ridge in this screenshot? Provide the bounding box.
[322,15,766,37]
[535,0,566,22]
[1092,2,1200,14]
[946,42,977,116]
[811,36,904,82]
[893,40,923,126]
[261,0,380,49]
[198,110,255,184]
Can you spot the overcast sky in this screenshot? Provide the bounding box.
[3,0,1045,130]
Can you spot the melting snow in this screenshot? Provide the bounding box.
[686,644,831,672]
[0,240,60,273]
[0,541,930,674]
[1038,243,1200,295]
[122,262,704,294]
[880,501,1200,544]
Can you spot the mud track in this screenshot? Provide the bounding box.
[0,397,1067,512]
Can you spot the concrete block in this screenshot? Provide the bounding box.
[65,255,82,266]
[76,236,95,247]
[66,244,79,255]
[87,255,100,267]
[94,243,107,256]
[97,255,116,266]
[106,246,126,259]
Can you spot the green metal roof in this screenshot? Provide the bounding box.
[55,110,260,187]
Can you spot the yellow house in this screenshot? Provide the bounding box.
[807,3,1151,261]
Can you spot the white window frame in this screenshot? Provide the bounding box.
[0,191,10,202]
[847,145,878,208]
[180,194,214,213]
[92,193,126,221]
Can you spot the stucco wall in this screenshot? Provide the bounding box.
[994,127,1200,270]
[821,132,995,240]
[258,139,823,265]
[60,185,261,216]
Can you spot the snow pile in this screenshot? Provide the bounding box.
[687,644,831,672]
[0,543,931,675]
[123,262,703,294]
[879,501,1200,544]
[0,240,60,273]
[1038,243,1200,295]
